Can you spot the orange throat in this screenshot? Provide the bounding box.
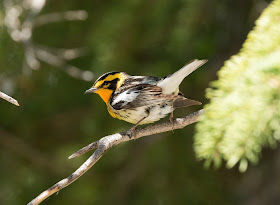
[95,88,114,105]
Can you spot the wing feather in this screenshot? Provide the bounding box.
[111,84,171,110]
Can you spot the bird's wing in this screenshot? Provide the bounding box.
[111,84,175,110]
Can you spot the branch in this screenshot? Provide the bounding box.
[34,10,88,27]
[0,91,19,106]
[3,0,92,81]
[27,109,204,205]
[34,46,94,81]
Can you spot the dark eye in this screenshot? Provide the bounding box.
[103,81,110,86]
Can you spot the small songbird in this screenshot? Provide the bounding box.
[85,59,207,127]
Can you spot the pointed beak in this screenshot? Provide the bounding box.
[84,87,98,94]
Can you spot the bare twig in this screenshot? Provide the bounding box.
[34,46,94,81]
[0,91,19,106]
[34,10,88,27]
[3,0,93,81]
[27,109,204,205]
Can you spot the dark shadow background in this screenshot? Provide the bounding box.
[1,0,279,204]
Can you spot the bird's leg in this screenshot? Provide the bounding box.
[130,116,146,130]
[126,116,147,139]
[127,110,150,139]
[169,99,175,122]
[169,110,174,123]
[169,100,175,132]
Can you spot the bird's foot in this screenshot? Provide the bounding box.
[126,127,137,139]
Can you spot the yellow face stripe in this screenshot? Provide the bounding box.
[94,73,123,88]
[116,73,125,90]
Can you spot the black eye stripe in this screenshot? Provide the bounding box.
[103,81,110,85]
[107,78,120,90]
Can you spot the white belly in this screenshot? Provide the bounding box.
[109,102,173,124]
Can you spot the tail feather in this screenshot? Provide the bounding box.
[173,97,201,108]
[157,59,207,94]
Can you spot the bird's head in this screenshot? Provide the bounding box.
[85,71,126,104]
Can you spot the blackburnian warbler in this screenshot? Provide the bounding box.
[85,59,207,127]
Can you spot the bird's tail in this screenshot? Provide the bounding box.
[157,59,207,94]
[173,97,201,108]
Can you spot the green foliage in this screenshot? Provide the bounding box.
[195,0,280,172]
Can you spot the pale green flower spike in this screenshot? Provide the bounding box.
[195,0,280,172]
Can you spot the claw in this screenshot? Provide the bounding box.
[126,114,149,139]
[126,128,136,139]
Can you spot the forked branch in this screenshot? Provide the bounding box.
[27,109,204,205]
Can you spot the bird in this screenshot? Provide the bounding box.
[85,59,207,130]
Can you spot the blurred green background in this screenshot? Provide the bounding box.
[1,0,279,205]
